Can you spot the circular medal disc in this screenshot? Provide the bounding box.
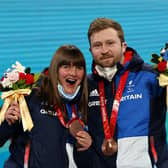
[101,138,117,156]
[69,119,83,138]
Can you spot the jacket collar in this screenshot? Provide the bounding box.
[91,47,144,77]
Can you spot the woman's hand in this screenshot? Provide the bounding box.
[5,101,20,125]
[76,131,92,151]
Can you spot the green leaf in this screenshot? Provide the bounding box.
[19,84,27,89]
[12,83,19,90]
[16,79,26,85]
[151,53,160,64]
[34,73,41,83]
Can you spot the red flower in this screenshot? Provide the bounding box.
[19,73,26,80]
[1,76,4,82]
[157,61,167,72]
[44,70,48,75]
[25,74,34,84]
[43,68,48,75]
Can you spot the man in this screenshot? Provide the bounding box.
[87,17,168,168]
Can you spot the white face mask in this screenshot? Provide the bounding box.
[95,65,117,81]
[57,83,81,101]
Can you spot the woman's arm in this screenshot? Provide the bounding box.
[0,102,21,147]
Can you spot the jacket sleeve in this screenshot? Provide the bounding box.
[0,120,20,147]
[74,143,95,168]
[150,84,168,168]
[0,89,34,147]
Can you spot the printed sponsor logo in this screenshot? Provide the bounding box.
[121,93,143,101]
[88,93,143,107]
[40,108,57,116]
[40,101,57,116]
[88,100,107,107]
[88,100,100,107]
[89,89,99,97]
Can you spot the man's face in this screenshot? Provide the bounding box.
[90,28,127,67]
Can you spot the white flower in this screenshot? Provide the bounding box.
[1,77,13,88]
[6,72,19,83]
[6,68,11,73]
[161,48,166,54]
[12,61,25,73]
[8,82,13,88]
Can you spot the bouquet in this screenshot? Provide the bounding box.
[0,61,40,131]
[151,43,168,106]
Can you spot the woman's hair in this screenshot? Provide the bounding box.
[88,17,125,45]
[38,45,88,122]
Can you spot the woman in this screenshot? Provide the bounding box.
[0,45,92,168]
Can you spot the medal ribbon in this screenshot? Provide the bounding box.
[24,141,30,168]
[99,51,133,139]
[54,104,83,128]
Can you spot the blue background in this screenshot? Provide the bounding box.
[0,0,168,167]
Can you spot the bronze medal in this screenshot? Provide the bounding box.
[101,138,118,156]
[69,119,83,138]
[69,119,84,149]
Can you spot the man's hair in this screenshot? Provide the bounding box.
[88,17,125,45]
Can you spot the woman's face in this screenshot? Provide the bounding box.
[58,63,85,94]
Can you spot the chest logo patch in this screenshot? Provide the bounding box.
[126,80,135,93]
[89,89,99,97]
